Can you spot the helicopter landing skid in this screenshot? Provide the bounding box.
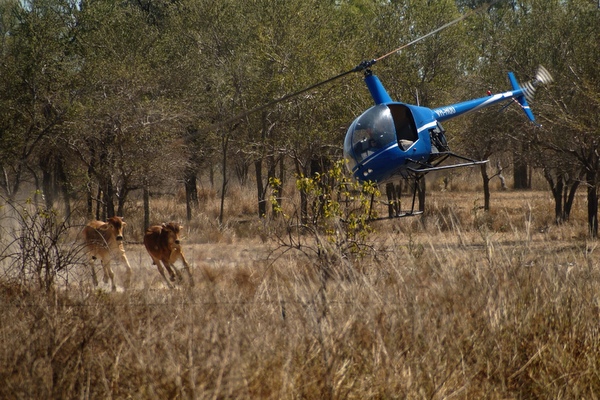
[366,152,487,222]
[366,176,426,221]
[369,210,424,222]
[406,152,488,174]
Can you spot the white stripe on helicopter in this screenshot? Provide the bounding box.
[360,142,399,167]
[417,121,438,133]
[357,120,440,170]
[474,92,515,112]
[433,91,517,119]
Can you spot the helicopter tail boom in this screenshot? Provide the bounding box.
[432,65,552,123]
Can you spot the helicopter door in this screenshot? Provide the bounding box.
[389,104,418,151]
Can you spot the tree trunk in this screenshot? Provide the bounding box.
[87,189,93,220]
[42,168,54,210]
[116,188,128,217]
[5,164,23,202]
[0,167,11,200]
[143,181,150,232]
[554,178,564,224]
[218,134,229,225]
[310,155,332,223]
[513,153,530,189]
[277,156,285,214]
[104,180,115,218]
[294,158,308,224]
[386,183,395,218]
[386,182,401,218]
[543,169,564,224]
[234,153,250,185]
[184,166,198,221]
[86,162,95,219]
[496,161,507,190]
[40,154,55,210]
[480,163,491,211]
[587,170,598,238]
[29,168,41,207]
[270,157,284,216]
[95,187,103,220]
[268,153,279,216]
[542,168,581,224]
[56,158,71,217]
[563,180,579,222]
[255,159,266,218]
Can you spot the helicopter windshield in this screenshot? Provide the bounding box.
[344,104,396,170]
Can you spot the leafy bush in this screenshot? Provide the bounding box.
[270,161,379,280]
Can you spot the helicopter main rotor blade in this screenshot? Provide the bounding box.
[203,68,357,133]
[374,0,506,64]
[200,0,507,134]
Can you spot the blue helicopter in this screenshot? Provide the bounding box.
[339,64,552,218]
[343,64,553,185]
[210,62,553,219]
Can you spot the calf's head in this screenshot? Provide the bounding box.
[107,216,127,241]
[162,222,183,246]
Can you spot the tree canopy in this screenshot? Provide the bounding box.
[0,0,598,233]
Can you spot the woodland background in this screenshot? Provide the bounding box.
[0,0,599,235]
[2,1,600,398]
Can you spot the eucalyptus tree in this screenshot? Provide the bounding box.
[0,0,79,208]
[447,0,545,215]
[235,0,325,218]
[186,0,375,219]
[535,0,600,236]
[501,0,562,190]
[170,0,262,221]
[461,108,519,211]
[528,136,581,224]
[270,0,378,220]
[499,0,600,235]
[70,0,189,219]
[125,0,218,223]
[492,0,579,224]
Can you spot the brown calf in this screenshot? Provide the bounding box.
[143,223,194,288]
[82,216,133,291]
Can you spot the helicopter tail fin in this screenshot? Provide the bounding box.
[508,72,536,121]
[508,65,553,122]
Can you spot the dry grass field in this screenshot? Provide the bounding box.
[1,178,600,398]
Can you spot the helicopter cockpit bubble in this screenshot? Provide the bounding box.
[343,104,397,171]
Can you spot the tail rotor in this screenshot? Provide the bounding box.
[523,65,553,103]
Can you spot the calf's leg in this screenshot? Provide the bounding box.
[117,243,133,289]
[89,257,99,287]
[100,257,117,291]
[170,249,195,287]
[152,257,174,289]
[161,258,179,283]
[179,252,195,287]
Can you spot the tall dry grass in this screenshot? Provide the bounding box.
[1,180,599,398]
